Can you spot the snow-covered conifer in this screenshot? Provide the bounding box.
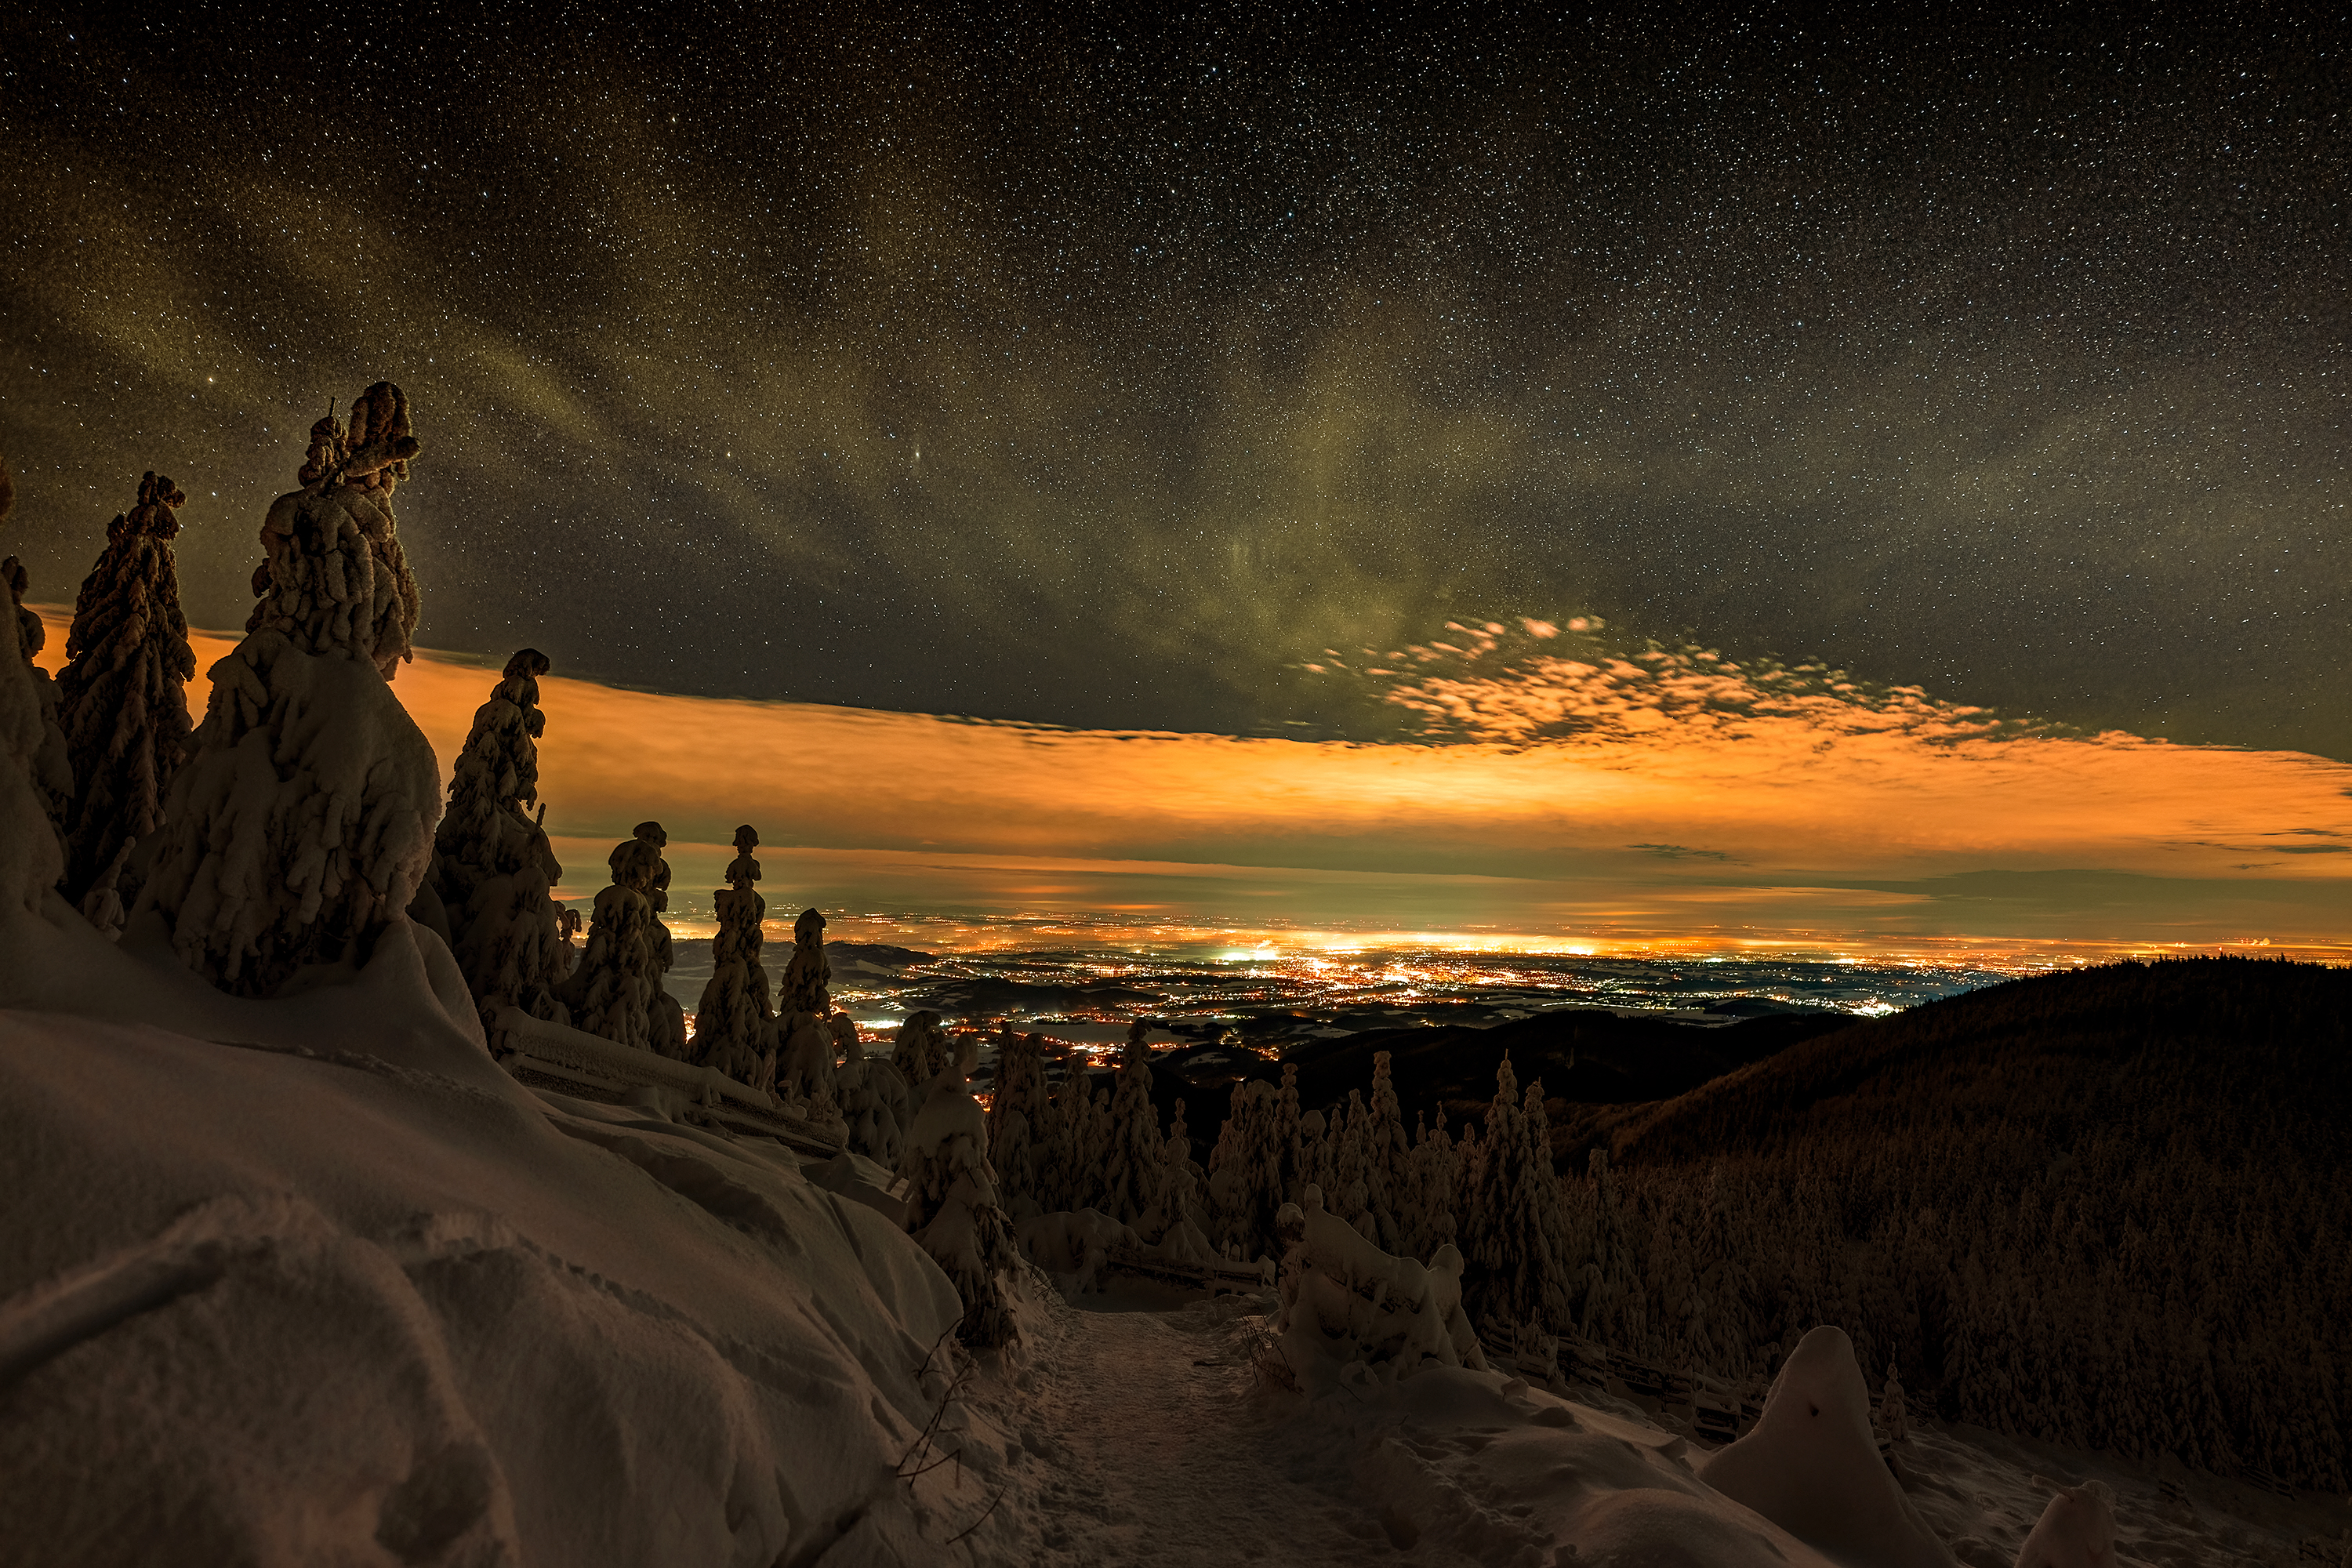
[988,1025,1050,1214]
[2,553,73,875]
[1364,1050,1411,1251]
[777,1007,838,1106]
[633,822,688,1056]
[1457,1054,1572,1336]
[133,387,441,995]
[554,828,675,1050]
[0,463,71,911]
[247,384,420,679]
[55,471,197,904]
[833,1014,910,1167]
[1098,1022,1167,1229]
[899,1032,1022,1348]
[1403,1110,1461,1261]
[691,825,775,1083]
[1207,1078,1288,1263]
[434,649,573,1022]
[778,906,830,1018]
[1275,1061,1305,1202]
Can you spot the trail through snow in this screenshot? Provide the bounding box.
[986,1287,1387,1565]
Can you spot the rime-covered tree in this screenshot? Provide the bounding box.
[691,825,775,1083]
[555,829,670,1050]
[1401,1111,1461,1262]
[893,1007,951,1122]
[777,1008,837,1106]
[2,554,72,873]
[834,1018,909,1167]
[433,648,572,1022]
[0,457,71,913]
[1098,1022,1167,1229]
[134,385,441,996]
[899,1033,1022,1348]
[1363,1050,1412,1251]
[621,821,689,1057]
[779,906,830,1017]
[54,471,197,905]
[1207,1077,1288,1263]
[987,1024,1050,1215]
[249,385,421,679]
[1457,1055,1573,1335]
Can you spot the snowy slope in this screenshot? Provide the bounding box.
[0,898,1022,1566]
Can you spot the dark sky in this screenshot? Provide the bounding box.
[2,5,2345,754]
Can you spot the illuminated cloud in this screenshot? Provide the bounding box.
[34,607,2344,956]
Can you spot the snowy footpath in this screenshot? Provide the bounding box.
[960,1282,2352,1568]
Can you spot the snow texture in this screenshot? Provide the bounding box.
[0,890,989,1565]
[56,470,198,904]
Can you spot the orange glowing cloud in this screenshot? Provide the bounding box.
[31,608,2352,955]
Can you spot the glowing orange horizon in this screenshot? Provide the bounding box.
[31,606,2351,956]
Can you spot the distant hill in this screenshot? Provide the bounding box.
[1563,956,2350,1490]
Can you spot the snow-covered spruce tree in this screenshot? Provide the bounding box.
[553,829,670,1050]
[432,648,573,1022]
[1207,1077,1288,1263]
[691,825,775,1083]
[898,1032,1022,1348]
[0,455,72,913]
[133,385,442,996]
[892,1007,950,1121]
[1329,1089,1375,1243]
[1456,1054,1573,1337]
[247,384,422,677]
[1579,1146,1646,1345]
[833,1016,910,1167]
[777,1007,838,1107]
[1274,1061,1305,1203]
[778,905,830,1018]
[1364,1050,1412,1251]
[1025,1051,1079,1213]
[54,471,198,906]
[1098,1022,1169,1231]
[626,821,690,1057]
[1,553,73,878]
[1149,1098,1215,1258]
[987,1025,1050,1215]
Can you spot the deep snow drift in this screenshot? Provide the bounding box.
[0,903,1001,1565]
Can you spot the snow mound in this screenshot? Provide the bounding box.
[2015,1479,2117,1567]
[0,898,1011,1565]
[1697,1323,1957,1567]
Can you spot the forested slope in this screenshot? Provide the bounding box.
[1573,958,2350,1489]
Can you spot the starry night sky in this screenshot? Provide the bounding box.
[2,7,2345,755]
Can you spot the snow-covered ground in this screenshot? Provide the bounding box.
[5,902,2348,1566]
[973,1283,2352,1568]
